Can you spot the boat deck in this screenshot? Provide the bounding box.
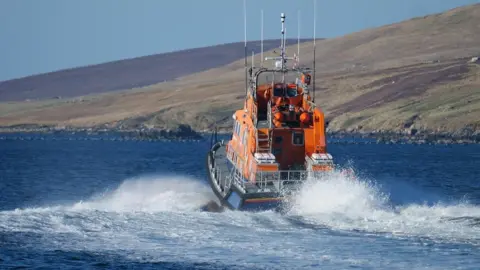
[257,120,270,129]
[213,145,275,194]
[213,145,229,180]
[257,114,269,129]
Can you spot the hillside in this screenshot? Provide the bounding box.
[0,39,311,102]
[1,4,480,140]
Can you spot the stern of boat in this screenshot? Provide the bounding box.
[207,141,334,211]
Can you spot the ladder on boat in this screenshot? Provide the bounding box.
[256,100,273,153]
[256,129,272,153]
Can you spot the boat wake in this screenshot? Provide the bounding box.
[0,171,479,269]
[285,168,480,244]
[1,171,479,249]
[71,175,217,213]
[0,175,217,235]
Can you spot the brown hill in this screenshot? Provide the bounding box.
[0,39,311,102]
[1,4,479,138]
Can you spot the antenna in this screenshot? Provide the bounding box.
[297,10,300,66]
[252,51,255,69]
[281,13,285,66]
[313,0,317,102]
[281,13,286,83]
[264,13,295,69]
[243,0,248,94]
[261,9,264,67]
[284,26,287,58]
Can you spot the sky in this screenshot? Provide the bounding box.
[0,0,479,82]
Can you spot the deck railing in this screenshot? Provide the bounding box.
[234,168,331,193]
[267,101,272,129]
[209,158,312,194]
[252,170,308,191]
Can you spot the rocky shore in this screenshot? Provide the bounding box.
[1,124,479,144]
[211,128,480,145]
[328,129,480,144]
[0,124,203,141]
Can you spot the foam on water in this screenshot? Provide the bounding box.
[71,174,216,212]
[0,175,304,268]
[2,171,479,245]
[1,173,480,268]
[1,176,215,217]
[0,175,217,236]
[286,169,480,244]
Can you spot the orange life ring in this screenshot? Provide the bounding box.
[300,112,311,125]
[274,111,284,122]
[273,119,282,127]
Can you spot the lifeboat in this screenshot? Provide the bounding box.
[206,12,334,211]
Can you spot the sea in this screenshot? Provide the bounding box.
[0,132,479,269]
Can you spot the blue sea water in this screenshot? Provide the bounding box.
[1,133,480,269]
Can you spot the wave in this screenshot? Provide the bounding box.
[0,175,217,234]
[2,171,479,246]
[71,175,216,213]
[285,169,480,244]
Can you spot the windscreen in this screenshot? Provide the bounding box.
[256,71,300,86]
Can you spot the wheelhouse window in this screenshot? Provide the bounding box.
[292,132,304,146]
[243,129,248,155]
[234,121,240,136]
[240,127,245,144]
[286,88,297,97]
[274,87,283,97]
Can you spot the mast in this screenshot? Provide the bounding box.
[297,10,300,66]
[264,13,295,74]
[252,51,255,69]
[281,13,286,84]
[312,0,317,102]
[244,0,248,94]
[261,9,264,67]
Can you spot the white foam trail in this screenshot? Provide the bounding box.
[71,175,216,212]
[1,175,215,216]
[0,175,218,239]
[1,173,479,267]
[288,170,389,216]
[287,169,480,244]
[2,171,479,250]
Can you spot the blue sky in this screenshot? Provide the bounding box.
[0,0,478,82]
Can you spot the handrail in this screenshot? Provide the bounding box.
[267,101,272,129]
[214,147,332,194]
[255,129,259,153]
[306,100,316,110]
[228,165,329,193]
[254,170,308,191]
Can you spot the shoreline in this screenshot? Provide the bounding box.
[0,124,203,141]
[1,125,479,144]
[328,131,480,145]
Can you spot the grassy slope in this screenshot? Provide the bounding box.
[1,4,479,136]
[0,39,309,102]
